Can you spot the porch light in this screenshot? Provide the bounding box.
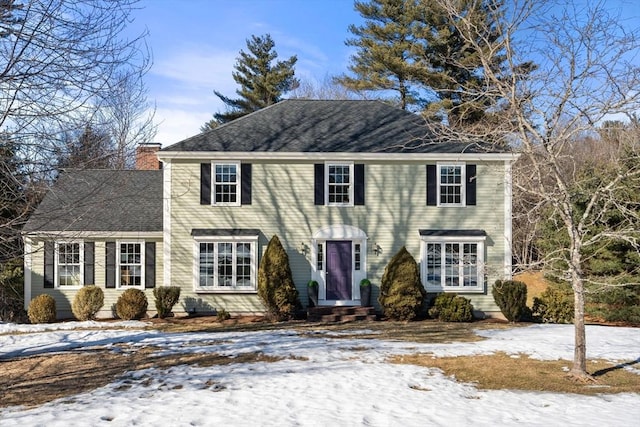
[299,242,309,256]
[372,242,381,256]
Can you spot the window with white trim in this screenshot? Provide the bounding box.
[118,242,144,288]
[195,237,257,292]
[56,242,83,287]
[438,164,464,206]
[421,236,485,292]
[214,163,240,206]
[326,163,353,206]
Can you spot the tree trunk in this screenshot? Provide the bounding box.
[569,246,591,380]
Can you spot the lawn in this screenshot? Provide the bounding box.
[1,317,639,426]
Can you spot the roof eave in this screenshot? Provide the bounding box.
[157,151,518,162]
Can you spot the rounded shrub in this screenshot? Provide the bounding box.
[492,280,529,322]
[153,286,181,318]
[378,246,426,321]
[115,288,148,320]
[28,294,57,324]
[428,293,474,322]
[72,285,104,321]
[532,283,574,323]
[257,235,301,321]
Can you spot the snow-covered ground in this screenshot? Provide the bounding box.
[1,322,639,427]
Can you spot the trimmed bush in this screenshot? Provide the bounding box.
[492,280,529,322]
[378,246,426,321]
[115,288,148,320]
[532,283,574,323]
[72,285,104,321]
[428,293,474,322]
[28,294,57,324]
[257,235,301,321]
[153,286,181,318]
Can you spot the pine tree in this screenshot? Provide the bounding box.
[335,0,426,110]
[412,0,506,125]
[337,0,507,122]
[208,34,299,125]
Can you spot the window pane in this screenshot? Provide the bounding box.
[120,243,142,287]
[218,242,233,287]
[199,243,215,287]
[327,164,351,204]
[440,166,462,204]
[354,243,361,271]
[214,164,238,203]
[317,243,323,271]
[444,243,460,286]
[426,243,441,286]
[463,243,478,287]
[236,243,251,287]
[58,243,81,286]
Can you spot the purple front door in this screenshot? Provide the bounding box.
[326,240,352,300]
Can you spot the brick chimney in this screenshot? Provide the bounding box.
[136,143,162,170]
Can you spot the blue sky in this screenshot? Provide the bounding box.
[129,0,364,145]
[129,0,639,146]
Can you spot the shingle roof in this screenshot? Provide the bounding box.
[162,99,492,154]
[23,169,162,233]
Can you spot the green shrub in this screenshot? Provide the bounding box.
[586,285,640,324]
[216,308,231,322]
[153,286,181,318]
[27,294,57,324]
[257,235,301,321]
[115,288,148,320]
[492,280,529,322]
[532,283,574,323]
[72,285,104,321]
[428,293,474,322]
[378,247,426,321]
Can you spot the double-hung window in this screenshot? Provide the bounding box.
[326,163,353,206]
[420,230,485,292]
[56,242,83,287]
[118,242,144,288]
[194,232,258,292]
[439,164,464,206]
[214,163,240,206]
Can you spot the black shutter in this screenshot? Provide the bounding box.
[241,163,252,205]
[466,164,477,206]
[84,242,95,285]
[145,242,156,289]
[314,164,324,205]
[354,163,365,205]
[426,165,437,206]
[200,163,211,205]
[44,241,54,288]
[105,241,116,289]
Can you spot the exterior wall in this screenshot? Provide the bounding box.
[26,239,163,319]
[167,159,509,315]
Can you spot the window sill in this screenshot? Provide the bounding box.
[194,288,257,294]
[426,286,484,294]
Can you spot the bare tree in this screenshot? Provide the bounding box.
[290,76,371,100]
[0,0,152,264]
[426,0,640,379]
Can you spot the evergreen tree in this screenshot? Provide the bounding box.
[56,124,114,171]
[412,0,506,125]
[335,0,426,110]
[208,34,299,125]
[257,235,300,321]
[378,246,426,320]
[337,0,508,121]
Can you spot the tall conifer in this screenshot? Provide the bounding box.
[208,34,299,125]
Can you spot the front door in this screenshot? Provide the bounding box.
[326,240,352,300]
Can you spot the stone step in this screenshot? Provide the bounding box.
[307,306,377,323]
